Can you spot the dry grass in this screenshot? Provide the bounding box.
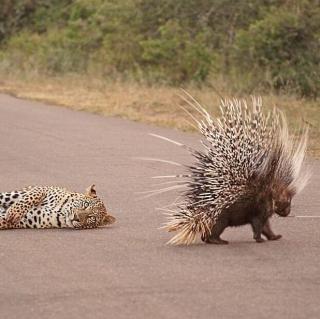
[0,74,319,157]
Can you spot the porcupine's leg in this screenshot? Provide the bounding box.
[202,219,229,245]
[251,217,266,243]
[251,194,275,243]
[262,219,282,240]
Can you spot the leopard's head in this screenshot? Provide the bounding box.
[69,185,116,229]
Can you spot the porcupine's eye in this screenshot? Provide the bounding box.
[275,200,291,217]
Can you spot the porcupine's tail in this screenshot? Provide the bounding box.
[162,207,214,245]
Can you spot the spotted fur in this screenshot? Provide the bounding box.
[0,184,116,229]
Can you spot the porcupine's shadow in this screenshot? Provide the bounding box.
[167,234,284,248]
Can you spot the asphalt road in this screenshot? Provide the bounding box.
[0,93,319,319]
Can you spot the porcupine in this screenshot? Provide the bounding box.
[145,94,309,245]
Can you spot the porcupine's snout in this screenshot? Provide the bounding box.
[275,201,291,216]
[274,194,292,216]
[273,187,293,217]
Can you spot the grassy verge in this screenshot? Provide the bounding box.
[0,74,319,157]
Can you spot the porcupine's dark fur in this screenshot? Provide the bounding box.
[146,94,309,245]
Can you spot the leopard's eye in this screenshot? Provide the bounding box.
[83,202,90,208]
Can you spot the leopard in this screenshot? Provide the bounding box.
[0,184,116,229]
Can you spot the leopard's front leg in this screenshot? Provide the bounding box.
[0,215,9,229]
[6,187,45,227]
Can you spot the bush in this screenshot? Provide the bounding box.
[140,20,212,82]
[0,0,319,96]
[234,6,320,96]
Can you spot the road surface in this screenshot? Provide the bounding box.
[0,94,319,319]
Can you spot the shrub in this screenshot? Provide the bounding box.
[234,6,320,96]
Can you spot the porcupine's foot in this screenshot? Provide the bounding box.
[202,219,229,244]
[254,236,266,243]
[210,238,229,245]
[262,220,282,241]
[268,234,282,241]
[201,235,229,245]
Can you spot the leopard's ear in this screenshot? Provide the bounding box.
[86,184,97,198]
[101,214,116,225]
